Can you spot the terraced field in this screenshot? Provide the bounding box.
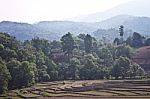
[0,80,150,99]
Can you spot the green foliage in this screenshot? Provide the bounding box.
[7,59,21,89]
[111,56,145,79]
[0,44,4,50]
[0,32,147,94]
[0,58,11,94]
[84,34,93,53]
[58,63,69,80]
[115,44,134,59]
[31,37,51,55]
[43,74,50,82]
[126,32,145,48]
[1,48,17,61]
[0,32,19,50]
[79,54,106,80]
[51,40,61,50]
[97,47,113,67]
[111,56,130,79]
[46,59,58,81]
[19,61,37,86]
[61,32,76,62]
[68,58,80,80]
[128,62,145,78]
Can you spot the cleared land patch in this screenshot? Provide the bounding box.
[0,80,150,99]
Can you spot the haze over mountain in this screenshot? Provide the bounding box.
[97,15,150,35]
[68,0,150,22]
[1,0,150,41]
[34,21,99,35]
[0,21,99,40]
[1,14,150,41]
[0,21,60,41]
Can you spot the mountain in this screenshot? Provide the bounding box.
[34,21,99,35]
[93,28,133,42]
[97,15,150,36]
[68,0,150,22]
[1,15,150,41]
[0,21,99,41]
[93,28,119,41]
[93,15,150,40]
[0,21,36,40]
[0,21,60,41]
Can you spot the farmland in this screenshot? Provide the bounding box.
[1,80,150,99]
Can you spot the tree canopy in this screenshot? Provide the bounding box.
[0,31,147,94]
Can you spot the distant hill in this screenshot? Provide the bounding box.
[68,0,150,22]
[0,21,35,40]
[97,15,150,36]
[34,21,99,35]
[93,28,119,41]
[93,28,132,42]
[0,21,64,41]
[1,14,150,41]
[0,21,99,41]
[93,15,150,40]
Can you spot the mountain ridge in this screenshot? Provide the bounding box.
[68,0,150,22]
[0,14,150,41]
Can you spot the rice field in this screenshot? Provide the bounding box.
[0,80,150,99]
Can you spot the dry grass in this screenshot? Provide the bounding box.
[20,93,40,98]
[2,80,150,98]
[76,91,115,96]
[107,90,137,96]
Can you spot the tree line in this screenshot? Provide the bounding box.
[0,30,146,94]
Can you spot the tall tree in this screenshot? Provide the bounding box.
[19,61,37,86]
[61,32,76,63]
[84,34,93,53]
[46,59,58,81]
[119,25,124,37]
[0,58,11,94]
[7,59,21,89]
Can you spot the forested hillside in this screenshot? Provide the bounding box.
[1,15,150,41]
[0,21,60,41]
[1,25,149,94]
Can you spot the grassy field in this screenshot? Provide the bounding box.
[0,80,150,99]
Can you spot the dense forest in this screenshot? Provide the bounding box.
[0,25,150,94]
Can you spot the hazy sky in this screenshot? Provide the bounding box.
[0,0,133,23]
